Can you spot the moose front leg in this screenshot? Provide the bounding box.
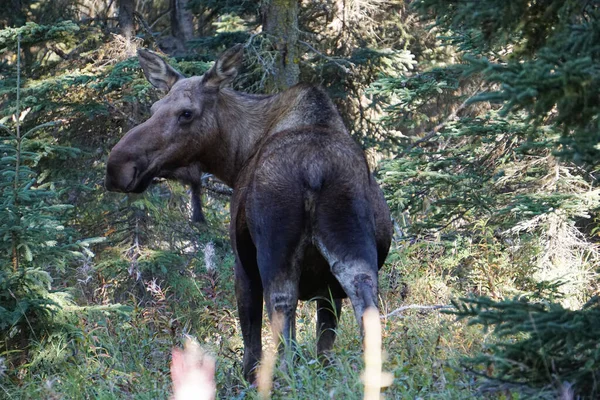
[190,183,205,224]
[234,263,263,382]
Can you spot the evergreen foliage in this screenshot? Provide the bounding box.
[0,36,108,370]
[366,1,600,397]
[0,0,598,398]
[0,21,80,53]
[414,0,600,166]
[448,294,600,398]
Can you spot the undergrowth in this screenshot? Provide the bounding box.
[1,234,490,400]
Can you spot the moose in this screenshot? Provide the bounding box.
[105,45,393,381]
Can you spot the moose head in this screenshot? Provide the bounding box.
[105,45,244,193]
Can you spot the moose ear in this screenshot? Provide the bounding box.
[203,44,244,88]
[137,49,184,92]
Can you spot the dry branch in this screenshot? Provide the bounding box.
[382,304,451,319]
[299,40,351,73]
[201,176,233,197]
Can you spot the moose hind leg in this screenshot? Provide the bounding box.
[331,260,379,334]
[265,288,299,352]
[260,241,304,354]
[313,190,380,333]
[316,298,342,362]
[248,195,305,358]
[314,237,379,333]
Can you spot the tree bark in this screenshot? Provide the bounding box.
[262,0,300,92]
[171,0,194,52]
[118,0,136,39]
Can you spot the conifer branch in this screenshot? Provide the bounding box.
[12,34,21,272]
[23,120,62,139]
[0,124,13,137]
[104,100,140,126]
[399,81,486,157]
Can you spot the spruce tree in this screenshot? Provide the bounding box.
[0,33,120,375]
[0,35,76,367]
[368,1,600,396]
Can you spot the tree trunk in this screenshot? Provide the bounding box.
[262,0,300,92]
[118,0,136,39]
[171,0,194,52]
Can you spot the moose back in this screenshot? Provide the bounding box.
[105,45,392,381]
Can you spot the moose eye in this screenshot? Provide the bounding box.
[178,110,193,123]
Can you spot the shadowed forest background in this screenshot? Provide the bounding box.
[1,0,600,398]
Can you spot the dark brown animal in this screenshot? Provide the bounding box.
[160,164,206,223]
[105,45,393,381]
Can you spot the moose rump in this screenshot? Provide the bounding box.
[104,44,392,382]
[232,126,386,378]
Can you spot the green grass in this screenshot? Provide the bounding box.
[1,240,493,399]
[2,309,484,399]
[0,252,492,400]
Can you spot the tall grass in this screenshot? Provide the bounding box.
[2,238,488,399]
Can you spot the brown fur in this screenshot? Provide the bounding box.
[105,45,393,381]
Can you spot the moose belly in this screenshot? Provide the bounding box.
[297,245,347,301]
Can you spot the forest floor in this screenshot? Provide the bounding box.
[3,238,497,399]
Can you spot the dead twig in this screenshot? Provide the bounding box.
[150,7,171,30]
[134,11,156,42]
[382,304,451,319]
[299,40,351,73]
[50,43,94,63]
[201,175,233,197]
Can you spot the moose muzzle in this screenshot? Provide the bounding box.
[104,154,138,192]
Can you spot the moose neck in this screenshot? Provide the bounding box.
[201,87,314,187]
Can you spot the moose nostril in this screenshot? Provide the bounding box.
[105,158,140,193]
[126,166,138,191]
